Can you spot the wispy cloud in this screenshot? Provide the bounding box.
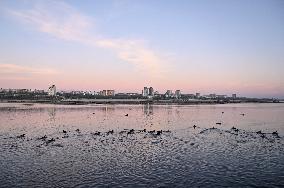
[0,63,59,75]
[6,1,169,77]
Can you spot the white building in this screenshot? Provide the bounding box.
[142,87,149,97]
[142,87,154,98]
[48,85,56,96]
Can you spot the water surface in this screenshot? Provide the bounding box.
[0,103,283,187]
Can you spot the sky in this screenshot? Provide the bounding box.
[0,0,283,98]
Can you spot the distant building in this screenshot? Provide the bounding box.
[196,93,200,98]
[232,94,237,99]
[165,90,173,98]
[107,90,115,96]
[216,95,227,99]
[99,90,115,96]
[175,90,181,98]
[142,87,154,98]
[142,87,149,97]
[126,93,140,96]
[33,89,45,94]
[149,87,154,96]
[209,94,216,99]
[182,94,195,99]
[48,85,56,96]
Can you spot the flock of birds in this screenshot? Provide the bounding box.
[196,111,280,139]
[10,111,281,148]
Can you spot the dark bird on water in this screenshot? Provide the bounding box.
[139,129,146,132]
[17,134,25,138]
[93,132,101,136]
[216,122,222,125]
[193,125,196,129]
[260,134,266,138]
[125,114,128,116]
[256,131,262,134]
[272,131,279,137]
[46,138,55,144]
[39,135,47,140]
[75,129,80,132]
[231,126,239,132]
[127,129,135,135]
[240,113,245,116]
[156,130,162,135]
[63,130,67,134]
[222,112,224,114]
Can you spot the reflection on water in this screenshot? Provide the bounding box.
[47,106,56,120]
[0,103,284,187]
[143,104,153,116]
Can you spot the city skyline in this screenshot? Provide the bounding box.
[0,0,284,98]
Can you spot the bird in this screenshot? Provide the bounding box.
[125,114,128,116]
[193,125,196,129]
[260,134,266,138]
[93,132,101,136]
[17,134,25,138]
[139,129,146,132]
[75,129,80,132]
[127,129,135,135]
[231,127,239,132]
[222,112,224,114]
[39,135,47,140]
[272,131,279,137]
[240,113,245,116]
[156,130,162,135]
[256,131,262,134]
[63,130,67,134]
[216,122,222,125]
[46,138,55,144]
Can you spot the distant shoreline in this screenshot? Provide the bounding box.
[0,98,281,105]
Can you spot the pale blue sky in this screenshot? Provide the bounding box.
[0,0,283,98]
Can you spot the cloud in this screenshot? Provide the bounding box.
[6,1,169,77]
[0,63,59,75]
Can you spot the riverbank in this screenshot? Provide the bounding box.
[0,98,281,105]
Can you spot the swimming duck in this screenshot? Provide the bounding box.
[272,131,279,137]
[17,134,25,138]
[156,130,162,135]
